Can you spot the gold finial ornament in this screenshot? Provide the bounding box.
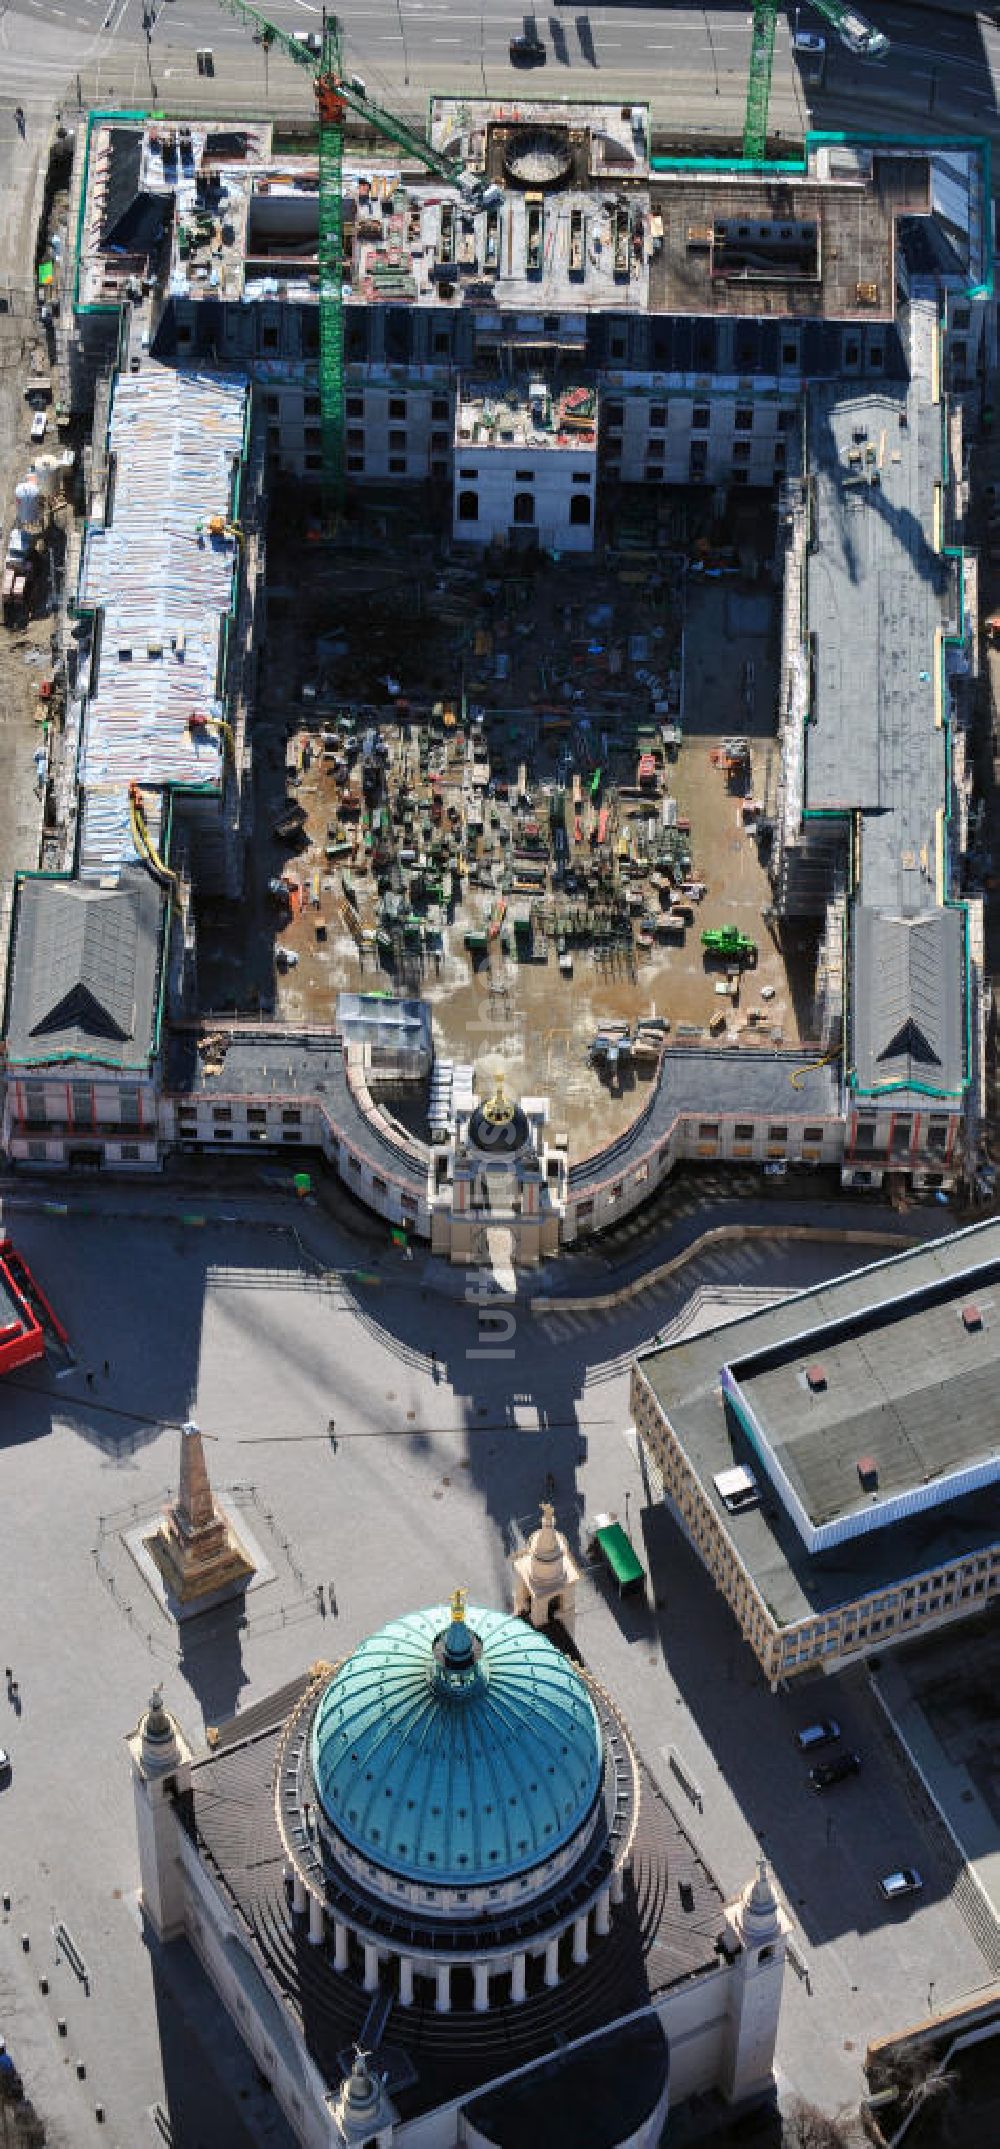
[481,1070,516,1128]
[450,1584,468,1624]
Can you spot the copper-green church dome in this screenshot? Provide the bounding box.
[310,1592,604,1889]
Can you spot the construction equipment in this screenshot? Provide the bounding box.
[701,924,757,965]
[216,0,490,511]
[806,0,888,57]
[744,0,887,160]
[742,0,777,161]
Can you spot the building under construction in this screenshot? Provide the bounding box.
[0,103,991,1259]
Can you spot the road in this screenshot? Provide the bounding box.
[0,0,998,141]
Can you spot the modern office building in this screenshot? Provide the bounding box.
[632,1218,1000,1687]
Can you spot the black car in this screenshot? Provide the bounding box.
[510,33,546,64]
[809,1750,861,1791]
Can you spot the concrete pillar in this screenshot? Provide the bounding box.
[595,1887,611,1937]
[611,1865,625,1906]
[307,1893,324,1947]
[510,1953,526,2005]
[364,1942,379,1993]
[291,1871,307,1916]
[473,1961,490,2014]
[572,1912,588,1966]
[435,1962,452,2014]
[544,1936,560,1988]
[333,1922,349,1973]
[399,1957,414,2007]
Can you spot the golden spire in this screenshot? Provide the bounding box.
[450,1584,468,1625]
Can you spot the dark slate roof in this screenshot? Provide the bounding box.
[850,906,965,1100]
[100,128,143,244]
[5,870,166,1070]
[462,2013,668,2149]
[186,1667,724,2123]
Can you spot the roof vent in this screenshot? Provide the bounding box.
[857,1456,878,1491]
[806,1363,827,1392]
[962,1304,983,1332]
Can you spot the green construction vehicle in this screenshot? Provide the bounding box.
[701,924,757,965]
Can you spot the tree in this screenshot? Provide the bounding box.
[784,2099,852,2149]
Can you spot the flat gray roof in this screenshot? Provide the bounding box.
[803,334,965,1111]
[636,1220,1000,1626]
[730,1263,1000,1536]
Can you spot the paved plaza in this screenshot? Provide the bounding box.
[0,1189,993,2143]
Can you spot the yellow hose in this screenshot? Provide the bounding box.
[789,1043,842,1091]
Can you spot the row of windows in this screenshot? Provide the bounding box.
[457,490,592,528]
[603,402,797,434]
[694,1121,825,1143]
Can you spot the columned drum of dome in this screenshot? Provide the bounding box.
[309,1594,604,1891]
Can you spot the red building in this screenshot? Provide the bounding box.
[0,1236,64,1373]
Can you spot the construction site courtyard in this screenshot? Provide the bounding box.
[196,491,818,1158]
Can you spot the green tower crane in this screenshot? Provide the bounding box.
[742,0,777,161]
[215,0,479,512]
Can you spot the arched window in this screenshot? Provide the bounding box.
[569,493,591,526]
[513,491,535,525]
[458,490,479,522]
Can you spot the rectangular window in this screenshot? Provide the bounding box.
[389,457,406,474]
[869,345,884,370]
[692,404,710,430]
[926,1117,948,1152]
[735,1123,754,1141]
[305,454,322,471]
[282,1108,301,1126]
[855,1117,876,1150]
[304,395,320,416]
[71,1081,93,1127]
[431,432,449,453]
[768,1125,787,1142]
[572,471,592,484]
[214,1127,233,1141]
[264,393,279,416]
[120,1142,140,1162]
[649,404,666,428]
[346,396,363,417]
[431,396,449,420]
[26,1140,48,1162]
[372,1175,388,1196]
[803,1126,823,1144]
[389,396,406,419]
[347,455,364,473]
[212,1106,232,1123]
[733,441,751,464]
[389,429,406,452]
[604,402,623,427]
[261,326,278,352]
[24,1082,46,1126]
[346,428,364,449]
[247,1107,267,1125]
[735,406,753,431]
[515,469,533,482]
[304,427,321,450]
[698,1122,719,1140]
[119,1088,140,1129]
[778,407,796,432]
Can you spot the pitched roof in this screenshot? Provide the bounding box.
[851,905,965,1100]
[5,869,166,1071]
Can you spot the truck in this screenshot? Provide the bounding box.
[701,923,757,965]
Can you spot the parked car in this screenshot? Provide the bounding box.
[879,1867,923,1901]
[30,410,47,443]
[510,32,546,63]
[809,1751,861,1791]
[0,1748,11,1788]
[793,29,825,52]
[795,1719,841,1752]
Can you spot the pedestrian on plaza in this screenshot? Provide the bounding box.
[14,108,25,138]
[85,1369,95,1391]
[102,1359,110,1378]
